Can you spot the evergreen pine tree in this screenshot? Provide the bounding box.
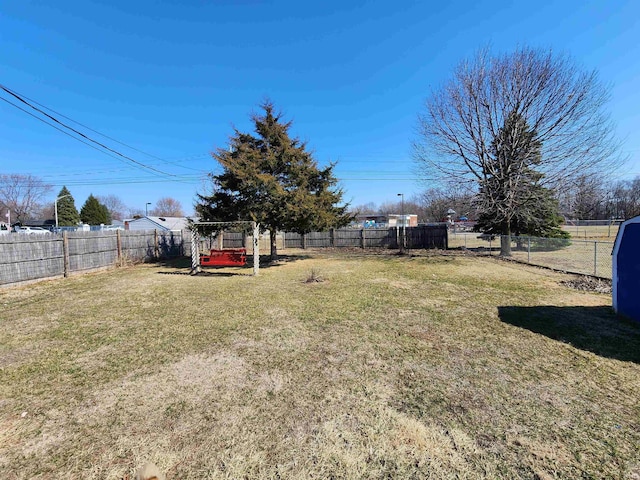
[474,111,567,255]
[56,186,80,226]
[197,101,351,260]
[80,194,111,225]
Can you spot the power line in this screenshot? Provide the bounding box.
[0,96,167,178]
[0,84,178,177]
[3,86,178,163]
[44,176,203,187]
[1,84,213,173]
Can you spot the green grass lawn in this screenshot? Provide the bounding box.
[1,251,639,479]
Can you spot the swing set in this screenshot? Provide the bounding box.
[189,221,260,276]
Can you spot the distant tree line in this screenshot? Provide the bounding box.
[0,174,186,226]
[349,175,640,226]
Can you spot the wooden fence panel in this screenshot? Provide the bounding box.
[284,232,303,248]
[68,231,119,273]
[335,229,364,247]
[222,232,245,248]
[0,235,63,284]
[158,231,184,257]
[363,228,396,248]
[306,231,330,248]
[120,231,156,261]
[406,225,448,249]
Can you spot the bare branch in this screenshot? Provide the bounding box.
[0,174,52,223]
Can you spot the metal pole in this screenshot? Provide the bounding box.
[527,237,530,263]
[397,193,404,252]
[55,194,71,229]
[594,241,597,276]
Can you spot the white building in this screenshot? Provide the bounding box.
[124,216,193,232]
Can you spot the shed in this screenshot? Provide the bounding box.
[612,215,640,322]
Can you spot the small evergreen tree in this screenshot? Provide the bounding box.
[56,186,80,226]
[197,101,351,260]
[80,194,111,225]
[474,111,567,255]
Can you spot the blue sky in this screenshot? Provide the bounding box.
[1,0,639,216]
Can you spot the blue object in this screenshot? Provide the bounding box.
[613,216,640,322]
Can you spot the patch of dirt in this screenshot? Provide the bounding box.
[560,276,611,294]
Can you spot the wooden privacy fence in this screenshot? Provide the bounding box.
[0,230,185,287]
[220,226,448,250]
[282,226,448,249]
[2,226,447,287]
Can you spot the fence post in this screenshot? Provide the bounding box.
[330,228,335,247]
[361,228,366,249]
[594,241,598,276]
[302,233,307,249]
[116,229,122,263]
[527,237,530,263]
[489,236,492,256]
[62,231,70,278]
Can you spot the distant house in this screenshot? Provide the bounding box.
[354,213,418,228]
[124,216,193,232]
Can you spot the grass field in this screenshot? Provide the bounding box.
[1,252,639,479]
[562,224,620,241]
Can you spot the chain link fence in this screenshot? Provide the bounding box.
[448,232,614,279]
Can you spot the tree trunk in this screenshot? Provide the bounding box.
[500,226,512,256]
[515,236,523,250]
[270,227,278,261]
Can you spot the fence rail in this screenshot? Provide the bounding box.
[448,232,614,279]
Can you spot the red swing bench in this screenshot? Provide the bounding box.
[200,248,247,267]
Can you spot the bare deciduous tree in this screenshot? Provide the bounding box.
[151,197,185,217]
[348,202,378,215]
[97,194,128,221]
[0,174,53,223]
[419,186,476,222]
[415,47,624,249]
[415,47,621,187]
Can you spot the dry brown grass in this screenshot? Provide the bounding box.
[1,252,639,479]
[562,224,620,241]
[448,233,614,278]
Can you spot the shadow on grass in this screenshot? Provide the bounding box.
[155,254,313,275]
[498,305,640,363]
